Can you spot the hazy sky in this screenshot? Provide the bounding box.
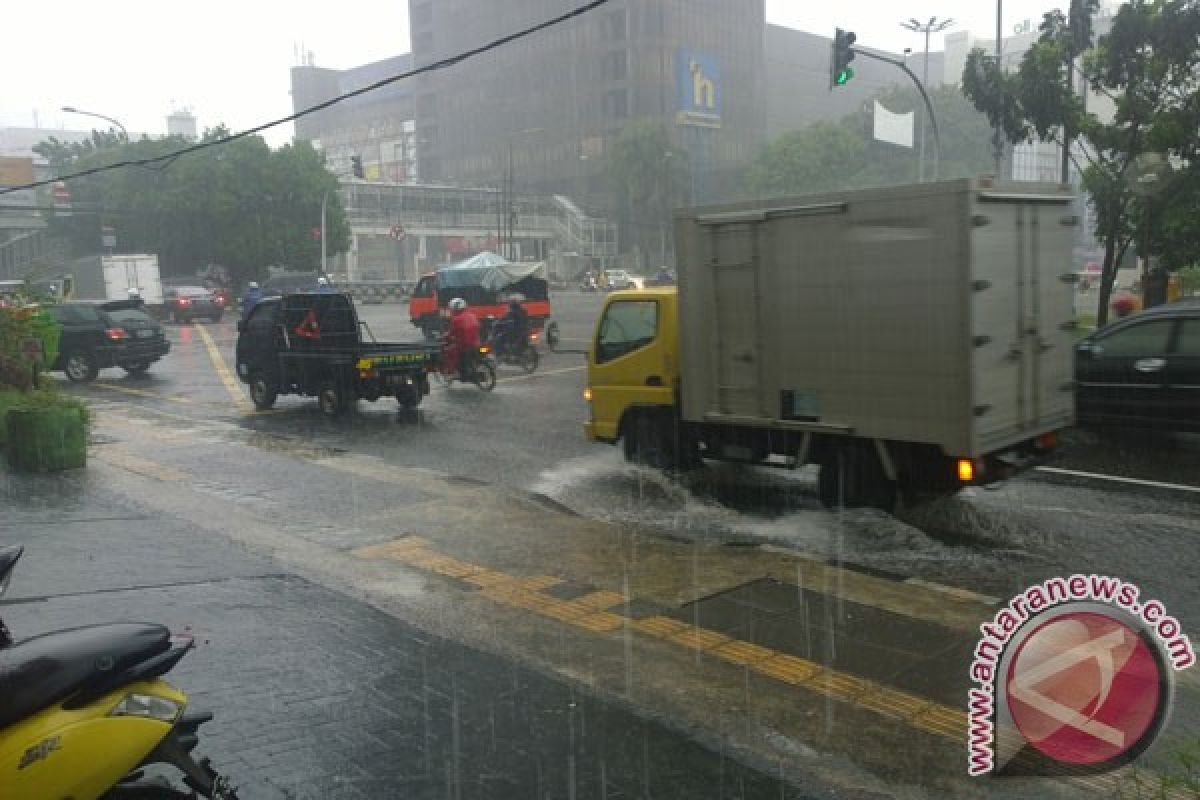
[1,1,1058,147]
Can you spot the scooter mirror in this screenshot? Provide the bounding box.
[0,545,23,597]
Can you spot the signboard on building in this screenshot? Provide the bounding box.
[675,50,721,129]
[0,157,35,187]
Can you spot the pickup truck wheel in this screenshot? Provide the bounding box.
[396,383,421,409]
[318,382,346,417]
[249,375,278,411]
[64,350,98,383]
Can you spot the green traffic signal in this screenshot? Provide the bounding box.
[830,28,857,89]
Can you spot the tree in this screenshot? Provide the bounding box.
[608,120,686,268]
[963,0,1200,325]
[744,85,997,199]
[34,128,351,285]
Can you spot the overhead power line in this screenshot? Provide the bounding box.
[0,0,613,196]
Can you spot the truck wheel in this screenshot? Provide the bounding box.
[318,382,346,417]
[249,375,278,411]
[64,350,98,383]
[818,444,897,512]
[623,410,676,470]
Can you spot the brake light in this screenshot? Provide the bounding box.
[177,297,191,307]
[1035,432,1057,451]
[479,346,491,354]
[214,295,226,305]
[957,459,975,483]
[529,331,539,342]
[106,327,128,341]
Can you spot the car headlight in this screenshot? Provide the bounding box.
[109,693,184,722]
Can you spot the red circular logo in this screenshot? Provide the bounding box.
[1006,612,1164,766]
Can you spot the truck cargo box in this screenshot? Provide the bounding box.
[673,179,1076,459]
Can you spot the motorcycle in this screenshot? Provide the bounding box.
[0,545,240,800]
[484,322,539,374]
[435,341,497,392]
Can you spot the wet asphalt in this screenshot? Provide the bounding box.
[13,290,1199,798]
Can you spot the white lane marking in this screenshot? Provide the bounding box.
[1035,466,1200,494]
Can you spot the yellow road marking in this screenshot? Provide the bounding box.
[97,449,190,482]
[193,324,252,412]
[94,383,198,404]
[355,537,976,744]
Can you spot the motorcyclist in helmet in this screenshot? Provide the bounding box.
[444,297,481,381]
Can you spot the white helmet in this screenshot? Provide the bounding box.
[248,281,259,290]
[448,297,467,312]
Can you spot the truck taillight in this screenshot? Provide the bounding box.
[106,327,128,341]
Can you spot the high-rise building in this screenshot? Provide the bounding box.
[407,0,767,205]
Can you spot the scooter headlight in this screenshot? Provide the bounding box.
[110,693,184,723]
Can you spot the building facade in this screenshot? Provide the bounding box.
[291,54,419,183]
[765,25,941,139]
[407,0,767,206]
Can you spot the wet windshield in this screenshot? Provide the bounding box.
[1,1,1197,798]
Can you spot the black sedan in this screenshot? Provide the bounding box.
[48,301,170,382]
[164,285,225,323]
[1075,299,1200,431]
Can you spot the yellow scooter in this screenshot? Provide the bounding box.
[0,545,240,799]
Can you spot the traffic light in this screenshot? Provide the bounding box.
[351,155,364,179]
[831,28,857,88]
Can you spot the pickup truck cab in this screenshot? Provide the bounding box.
[236,291,438,416]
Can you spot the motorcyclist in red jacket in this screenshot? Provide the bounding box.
[444,297,481,380]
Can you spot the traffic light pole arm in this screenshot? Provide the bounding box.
[852,48,941,181]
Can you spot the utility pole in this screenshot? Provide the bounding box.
[993,0,1005,177]
[901,17,954,182]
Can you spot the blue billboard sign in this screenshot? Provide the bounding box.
[676,49,721,128]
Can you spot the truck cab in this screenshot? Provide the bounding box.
[584,288,679,460]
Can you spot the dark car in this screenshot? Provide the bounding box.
[48,301,170,382]
[164,285,225,323]
[1075,299,1200,431]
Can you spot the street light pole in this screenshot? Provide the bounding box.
[61,106,129,139]
[321,189,328,277]
[900,17,954,182]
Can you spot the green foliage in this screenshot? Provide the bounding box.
[745,85,997,199]
[1177,265,1200,294]
[607,120,687,264]
[35,127,350,285]
[962,0,1200,325]
[0,387,89,449]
